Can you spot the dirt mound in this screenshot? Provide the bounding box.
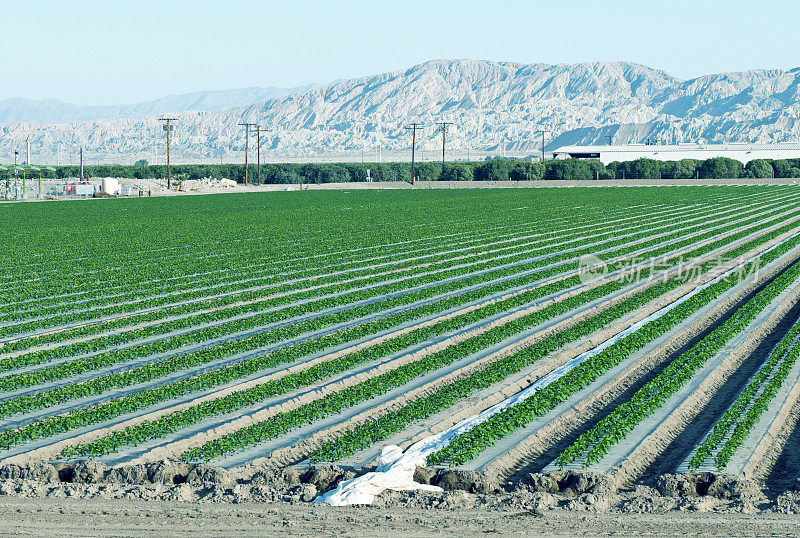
[185,464,233,489]
[656,473,766,502]
[45,460,196,486]
[0,460,357,505]
[284,484,318,503]
[300,465,357,493]
[413,466,437,485]
[0,460,789,514]
[435,469,499,494]
[104,463,150,484]
[772,487,800,514]
[149,461,193,484]
[250,467,303,488]
[514,471,618,496]
[0,463,59,483]
[71,460,108,483]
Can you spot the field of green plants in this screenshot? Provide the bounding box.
[2,186,800,488]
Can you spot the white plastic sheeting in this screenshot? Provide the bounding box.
[315,252,768,506]
[315,381,559,507]
[313,445,442,506]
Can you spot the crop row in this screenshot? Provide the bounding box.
[4,201,785,454]
[2,193,662,303]
[184,271,695,463]
[555,253,800,468]
[0,200,767,441]
[2,195,796,445]
[0,187,772,288]
[2,208,616,321]
[1,200,701,342]
[3,189,781,315]
[3,193,732,331]
[0,218,699,418]
[309,227,800,465]
[0,199,755,374]
[1,203,655,316]
[2,200,742,365]
[425,232,800,466]
[0,189,792,460]
[0,199,692,336]
[688,320,800,470]
[67,213,773,458]
[177,221,800,464]
[0,204,657,351]
[3,194,595,280]
[0,201,758,390]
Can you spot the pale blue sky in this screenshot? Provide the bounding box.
[2,0,798,105]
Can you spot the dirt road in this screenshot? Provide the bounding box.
[3,495,800,537]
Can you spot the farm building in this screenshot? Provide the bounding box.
[552,142,800,165]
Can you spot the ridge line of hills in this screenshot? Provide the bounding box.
[2,59,799,163]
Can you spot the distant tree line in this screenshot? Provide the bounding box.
[24,156,800,183]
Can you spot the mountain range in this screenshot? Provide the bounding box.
[2,59,799,164]
[0,84,322,125]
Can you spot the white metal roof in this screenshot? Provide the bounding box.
[554,142,800,154]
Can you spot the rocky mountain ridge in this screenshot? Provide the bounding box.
[0,84,322,124]
[2,59,799,164]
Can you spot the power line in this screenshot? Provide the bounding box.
[251,125,265,185]
[536,129,550,162]
[435,121,453,174]
[404,123,423,184]
[238,122,257,185]
[158,117,177,189]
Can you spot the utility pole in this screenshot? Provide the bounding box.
[435,122,453,174]
[607,135,613,145]
[158,117,177,189]
[79,148,83,181]
[536,129,550,162]
[13,150,19,196]
[252,125,264,185]
[404,123,422,184]
[238,122,256,185]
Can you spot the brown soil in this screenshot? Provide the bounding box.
[3,461,800,535]
[6,495,800,537]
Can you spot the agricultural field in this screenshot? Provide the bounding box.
[3,186,800,510]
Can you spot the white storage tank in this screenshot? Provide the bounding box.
[102,178,120,195]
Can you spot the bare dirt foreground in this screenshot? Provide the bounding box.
[3,462,800,535]
[3,495,800,537]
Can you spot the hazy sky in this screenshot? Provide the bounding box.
[3,0,799,105]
